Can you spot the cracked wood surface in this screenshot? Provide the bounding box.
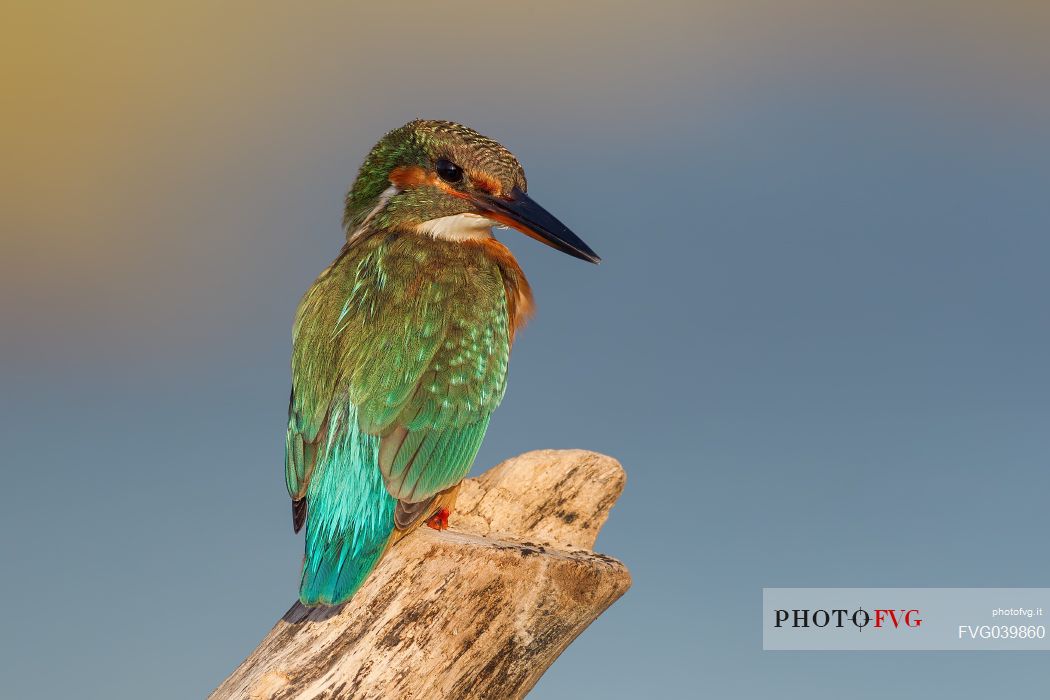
[211,449,631,700]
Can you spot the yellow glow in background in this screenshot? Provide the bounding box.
[4,2,1050,349]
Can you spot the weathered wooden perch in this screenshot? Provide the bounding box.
[211,449,630,700]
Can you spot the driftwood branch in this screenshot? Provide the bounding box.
[211,449,631,700]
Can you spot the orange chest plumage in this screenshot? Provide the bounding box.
[464,237,533,343]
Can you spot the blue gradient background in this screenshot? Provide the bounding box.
[3,2,1049,697]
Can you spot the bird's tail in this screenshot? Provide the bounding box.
[299,516,394,606]
[298,402,400,606]
[299,485,459,605]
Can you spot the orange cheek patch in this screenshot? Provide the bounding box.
[388,165,433,189]
[390,165,476,202]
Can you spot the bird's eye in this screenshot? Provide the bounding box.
[435,158,464,184]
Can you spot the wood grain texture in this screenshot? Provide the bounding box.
[211,449,630,700]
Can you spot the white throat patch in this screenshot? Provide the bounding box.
[416,213,496,242]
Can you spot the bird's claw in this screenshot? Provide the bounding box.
[426,506,450,531]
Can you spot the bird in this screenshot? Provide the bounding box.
[285,119,599,606]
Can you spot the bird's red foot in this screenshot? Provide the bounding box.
[426,507,450,531]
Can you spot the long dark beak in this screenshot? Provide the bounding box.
[474,186,600,264]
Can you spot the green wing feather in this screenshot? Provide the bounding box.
[375,284,509,502]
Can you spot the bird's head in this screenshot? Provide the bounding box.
[343,119,599,263]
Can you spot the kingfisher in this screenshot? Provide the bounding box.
[286,120,599,606]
